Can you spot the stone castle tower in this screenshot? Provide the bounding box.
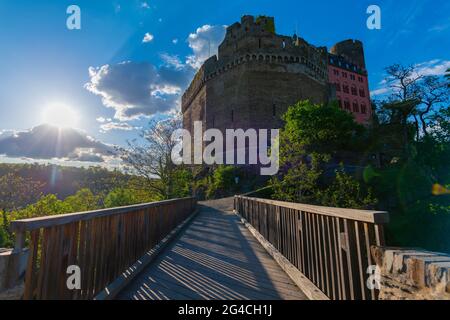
[182,15,369,137]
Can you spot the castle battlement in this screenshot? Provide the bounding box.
[182,15,331,113]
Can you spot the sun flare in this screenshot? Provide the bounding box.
[42,104,79,128]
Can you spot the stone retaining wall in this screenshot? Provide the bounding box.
[372,247,450,300]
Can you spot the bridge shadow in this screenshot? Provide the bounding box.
[117,199,307,300]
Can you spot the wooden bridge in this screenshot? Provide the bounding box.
[8,195,389,300]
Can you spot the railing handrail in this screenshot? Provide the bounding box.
[10,197,196,232]
[235,195,389,224]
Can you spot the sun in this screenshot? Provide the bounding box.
[42,104,79,128]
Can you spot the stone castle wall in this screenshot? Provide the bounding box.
[182,15,334,134]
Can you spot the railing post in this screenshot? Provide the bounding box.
[5,230,27,290]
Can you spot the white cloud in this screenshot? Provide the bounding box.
[85,61,193,121]
[160,53,185,70]
[186,24,227,69]
[414,59,450,77]
[172,38,178,44]
[100,122,141,132]
[86,24,228,121]
[370,87,390,97]
[142,32,154,43]
[141,2,150,9]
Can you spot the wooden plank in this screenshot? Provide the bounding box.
[364,223,376,300]
[23,230,39,300]
[354,221,367,300]
[236,196,389,224]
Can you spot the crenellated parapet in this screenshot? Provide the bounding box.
[182,15,332,113]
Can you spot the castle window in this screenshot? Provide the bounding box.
[282,40,286,49]
[350,74,356,81]
[353,102,360,113]
[337,99,343,109]
[272,104,276,117]
[343,85,349,94]
[344,101,351,111]
[335,83,341,92]
[333,69,339,76]
[342,72,348,78]
[361,104,367,114]
[351,86,357,96]
[359,88,366,97]
[358,76,364,83]
[259,38,261,49]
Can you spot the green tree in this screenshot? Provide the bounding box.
[206,166,241,199]
[64,189,101,212]
[272,100,372,207]
[119,115,191,200]
[319,166,377,209]
[104,188,138,208]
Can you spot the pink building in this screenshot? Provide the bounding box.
[327,41,372,124]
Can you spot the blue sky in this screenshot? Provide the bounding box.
[0,0,449,166]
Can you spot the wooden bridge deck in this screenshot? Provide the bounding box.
[117,198,308,300]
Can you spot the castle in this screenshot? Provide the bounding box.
[182,15,372,141]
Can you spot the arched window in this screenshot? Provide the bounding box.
[361,104,367,114]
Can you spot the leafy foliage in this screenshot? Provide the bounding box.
[118,115,192,200]
[272,100,373,208]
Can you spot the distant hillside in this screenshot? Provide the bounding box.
[0,163,133,201]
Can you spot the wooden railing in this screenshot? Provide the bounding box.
[234,196,389,300]
[10,197,196,300]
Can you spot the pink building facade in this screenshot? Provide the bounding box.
[327,54,372,124]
